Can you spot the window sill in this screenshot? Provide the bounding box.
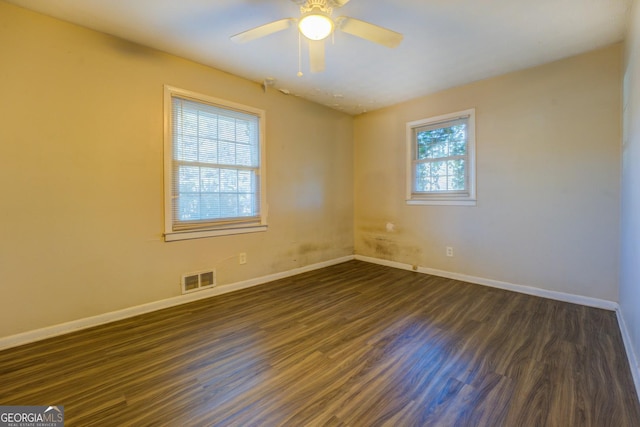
[164,225,268,242]
[407,199,477,207]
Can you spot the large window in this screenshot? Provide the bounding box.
[164,86,267,241]
[406,108,476,206]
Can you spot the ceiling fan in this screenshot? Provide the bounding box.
[230,0,403,74]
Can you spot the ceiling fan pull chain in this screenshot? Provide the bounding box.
[297,31,304,77]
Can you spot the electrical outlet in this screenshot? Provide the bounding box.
[239,252,247,264]
[446,247,454,257]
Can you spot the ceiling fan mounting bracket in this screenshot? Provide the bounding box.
[292,0,348,11]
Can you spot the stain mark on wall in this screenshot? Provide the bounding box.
[359,224,423,266]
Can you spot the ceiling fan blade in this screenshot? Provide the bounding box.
[231,18,295,43]
[309,40,325,73]
[335,17,403,48]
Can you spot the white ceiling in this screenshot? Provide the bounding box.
[6,0,632,115]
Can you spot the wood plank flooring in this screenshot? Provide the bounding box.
[1,260,639,426]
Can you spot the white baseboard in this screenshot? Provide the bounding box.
[3,253,639,404]
[355,255,618,311]
[616,308,640,403]
[0,255,355,351]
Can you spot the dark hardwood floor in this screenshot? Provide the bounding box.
[1,260,639,426]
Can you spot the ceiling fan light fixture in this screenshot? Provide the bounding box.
[298,11,334,41]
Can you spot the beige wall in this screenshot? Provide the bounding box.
[621,0,640,371]
[354,45,622,301]
[0,0,626,342]
[0,2,354,338]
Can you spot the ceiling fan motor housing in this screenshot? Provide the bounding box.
[299,0,333,16]
[293,0,349,8]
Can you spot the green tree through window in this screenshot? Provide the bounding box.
[406,109,476,206]
[416,123,467,192]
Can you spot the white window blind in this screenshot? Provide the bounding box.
[164,87,267,241]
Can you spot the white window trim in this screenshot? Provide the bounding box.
[163,85,268,241]
[406,108,476,206]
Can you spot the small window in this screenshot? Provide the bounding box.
[164,86,267,241]
[406,108,476,206]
